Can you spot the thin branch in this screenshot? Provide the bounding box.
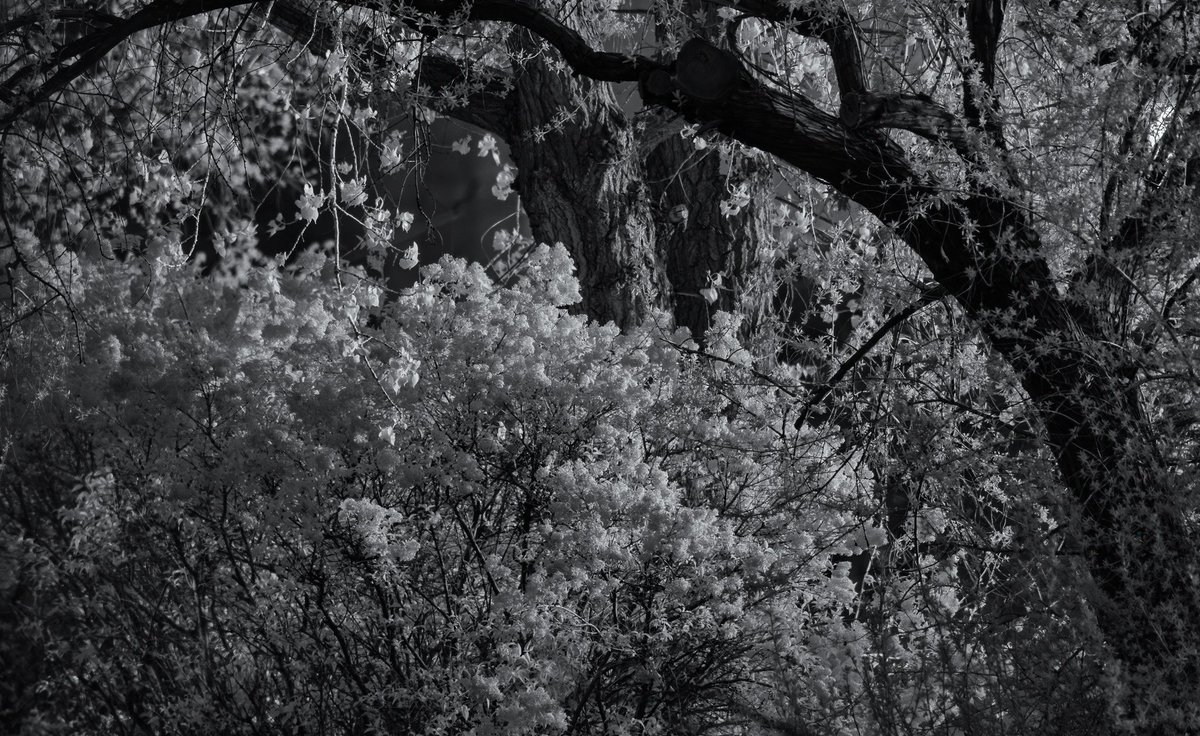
[0,296,59,332]
[1076,106,1200,290]
[795,283,945,427]
[1,0,253,129]
[661,337,801,399]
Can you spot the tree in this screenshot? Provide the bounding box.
[3,0,1200,733]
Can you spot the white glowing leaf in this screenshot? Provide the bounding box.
[477,133,500,164]
[296,183,324,222]
[340,178,368,207]
[398,243,419,270]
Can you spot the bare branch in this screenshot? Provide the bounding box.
[796,283,945,426]
[839,91,970,156]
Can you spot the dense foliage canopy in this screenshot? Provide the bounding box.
[3,0,1200,734]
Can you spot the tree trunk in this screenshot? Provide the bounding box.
[644,134,773,341]
[630,47,1200,728]
[506,35,666,330]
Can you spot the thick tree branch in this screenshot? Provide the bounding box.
[716,0,864,99]
[963,0,1006,148]
[839,91,971,156]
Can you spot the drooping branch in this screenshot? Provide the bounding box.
[0,0,254,129]
[261,0,513,135]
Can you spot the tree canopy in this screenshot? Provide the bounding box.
[3,0,1200,733]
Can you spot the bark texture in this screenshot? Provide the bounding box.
[505,45,666,330]
[644,134,772,341]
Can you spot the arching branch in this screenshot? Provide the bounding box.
[839,91,970,156]
[797,283,946,425]
[0,0,253,129]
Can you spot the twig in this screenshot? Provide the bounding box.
[796,283,945,428]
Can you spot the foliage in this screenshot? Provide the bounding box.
[5,0,1200,733]
[0,247,846,733]
[0,244,1116,735]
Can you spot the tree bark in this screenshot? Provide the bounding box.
[643,129,773,342]
[505,35,666,330]
[629,32,1199,730]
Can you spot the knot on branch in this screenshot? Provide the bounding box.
[641,68,675,98]
[674,37,742,102]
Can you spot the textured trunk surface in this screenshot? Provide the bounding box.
[644,135,774,342]
[506,42,666,330]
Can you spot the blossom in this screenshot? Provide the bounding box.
[492,163,517,201]
[296,183,324,222]
[340,177,367,207]
[397,242,419,269]
[477,133,500,164]
[380,136,405,169]
[719,182,751,217]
